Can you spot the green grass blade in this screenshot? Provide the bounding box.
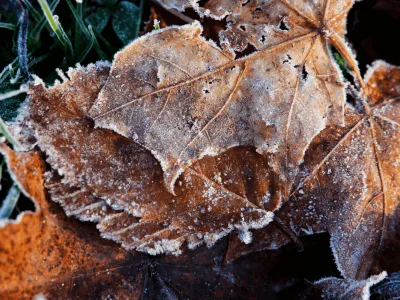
[0,160,4,182]
[136,0,144,38]
[76,25,95,62]
[0,58,19,85]
[0,185,21,219]
[0,116,23,150]
[75,1,83,53]
[0,85,29,102]
[92,27,117,54]
[153,20,160,31]
[0,22,16,31]
[22,0,42,21]
[38,0,74,57]
[32,0,60,39]
[65,0,108,60]
[28,53,50,67]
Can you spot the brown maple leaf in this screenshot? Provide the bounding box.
[0,142,390,299]
[25,63,280,255]
[154,0,243,19]
[0,145,278,299]
[225,61,400,280]
[90,2,359,198]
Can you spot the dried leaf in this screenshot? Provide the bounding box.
[226,61,400,279]
[370,271,400,299]
[0,145,277,299]
[3,1,398,290]
[27,63,276,255]
[312,271,387,300]
[155,0,242,20]
[90,11,355,198]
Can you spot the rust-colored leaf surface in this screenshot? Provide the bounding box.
[26,63,277,256]
[0,145,279,299]
[225,61,400,280]
[1,1,399,296]
[90,3,358,198]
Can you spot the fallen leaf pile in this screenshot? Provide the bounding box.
[1,0,399,298]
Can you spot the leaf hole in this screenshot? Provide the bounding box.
[277,19,290,32]
[254,7,263,12]
[301,65,309,81]
[239,25,247,32]
[234,43,258,59]
[282,54,292,64]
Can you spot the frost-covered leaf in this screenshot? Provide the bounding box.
[91,8,357,200]
[225,61,400,280]
[312,272,387,300]
[371,271,400,299]
[154,0,242,19]
[0,145,277,299]
[112,1,141,45]
[26,63,276,255]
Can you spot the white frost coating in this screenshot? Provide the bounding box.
[330,214,348,277]
[202,211,273,248]
[48,61,111,92]
[155,0,232,21]
[189,0,231,21]
[238,230,253,244]
[314,271,387,299]
[56,68,68,83]
[326,40,348,99]
[363,60,395,85]
[131,211,273,255]
[136,237,184,256]
[0,209,36,229]
[33,293,47,300]
[361,272,387,300]
[110,21,204,64]
[31,74,45,87]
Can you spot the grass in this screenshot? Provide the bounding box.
[0,0,146,219]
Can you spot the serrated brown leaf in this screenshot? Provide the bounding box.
[0,145,278,299]
[26,63,279,255]
[155,0,242,19]
[90,10,356,198]
[225,61,400,280]
[311,272,387,300]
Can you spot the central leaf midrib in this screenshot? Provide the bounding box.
[91,31,317,120]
